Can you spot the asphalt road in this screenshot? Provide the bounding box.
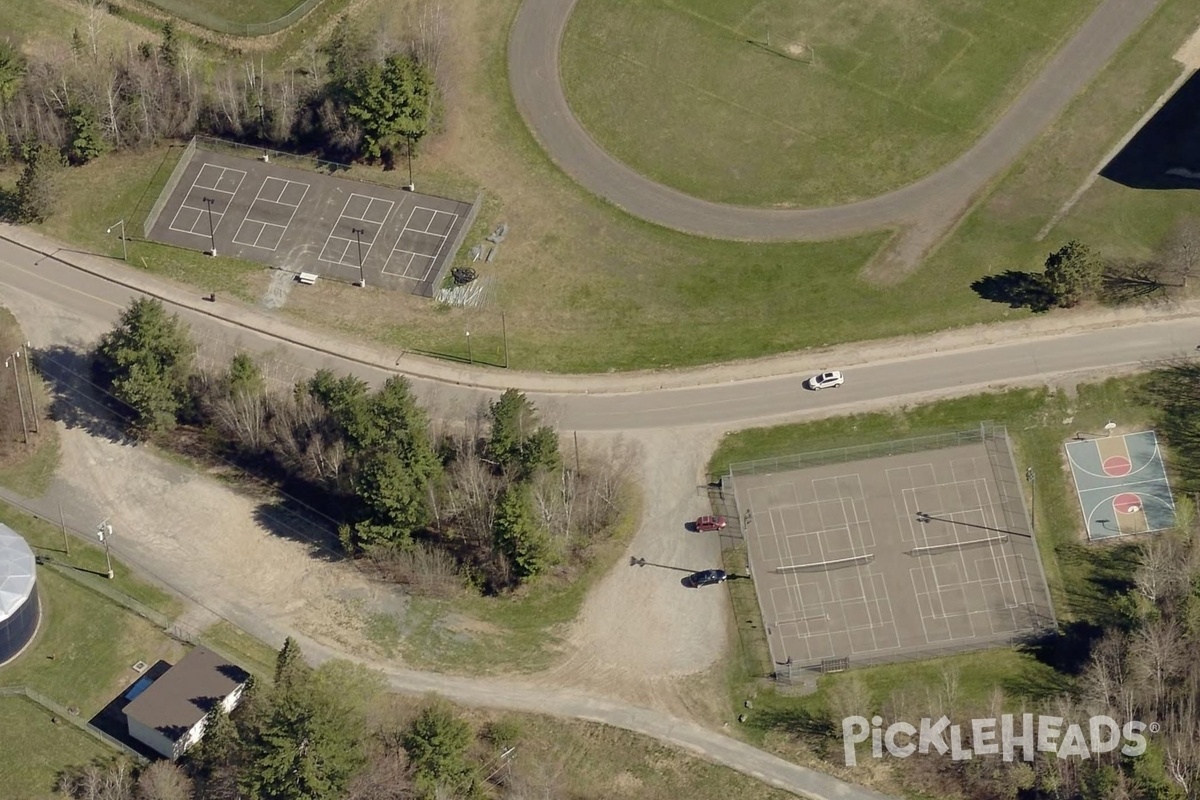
[3,236,1196,434]
[508,0,1163,240]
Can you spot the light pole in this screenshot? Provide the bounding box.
[202,197,217,256]
[105,219,127,261]
[96,521,114,580]
[1026,467,1036,534]
[351,227,366,287]
[465,330,472,365]
[404,136,415,191]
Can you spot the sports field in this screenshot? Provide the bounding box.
[561,0,1101,207]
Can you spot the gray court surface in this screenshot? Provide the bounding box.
[1065,431,1176,541]
[733,444,1053,671]
[147,150,474,296]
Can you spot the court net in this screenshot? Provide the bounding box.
[775,553,874,573]
[907,534,1008,557]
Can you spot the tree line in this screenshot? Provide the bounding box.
[90,298,627,594]
[0,4,444,221]
[56,638,558,800]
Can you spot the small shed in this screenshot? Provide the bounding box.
[124,646,249,760]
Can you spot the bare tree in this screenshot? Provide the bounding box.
[56,758,136,800]
[1134,532,1188,606]
[1130,616,1186,713]
[83,0,107,59]
[134,761,192,800]
[1160,216,1200,287]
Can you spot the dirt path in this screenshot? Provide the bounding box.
[540,429,730,719]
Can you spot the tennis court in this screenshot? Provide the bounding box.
[727,430,1055,674]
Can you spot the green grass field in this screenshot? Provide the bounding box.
[561,0,1100,206]
[0,697,114,800]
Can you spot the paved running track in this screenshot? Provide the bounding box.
[509,0,1164,241]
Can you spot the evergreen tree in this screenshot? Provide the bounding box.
[488,389,560,478]
[345,53,434,161]
[14,140,55,223]
[0,39,25,103]
[241,660,370,800]
[1043,239,1100,308]
[65,105,105,165]
[273,636,309,694]
[226,352,264,397]
[403,700,476,797]
[159,21,178,68]
[343,377,441,551]
[94,298,194,433]
[494,482,552,580]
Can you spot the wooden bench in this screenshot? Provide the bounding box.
[296,272,318,286]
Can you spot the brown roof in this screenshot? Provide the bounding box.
[124,646,249,742]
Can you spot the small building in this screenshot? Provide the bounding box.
[0,523,40,666]
[124,646,250,760]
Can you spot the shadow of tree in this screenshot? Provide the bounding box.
[0,185,17,223]
[1100,261,1172,305]
[752,705,835,740]
[34,343,130,444]
[253,498,343,561]
[971,271,1055,311]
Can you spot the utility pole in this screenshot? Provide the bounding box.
[21,343,37,433]
[465,330,473,365]
[6,354,28,444]
[202,197,217,256]
[351,227,366,287]
[96,520,114,579]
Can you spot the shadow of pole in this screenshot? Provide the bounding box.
[628,557,697,573]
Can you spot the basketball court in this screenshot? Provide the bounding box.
[1065,431,1176,541]
[730,436,1055,672]
[146,146,476,297]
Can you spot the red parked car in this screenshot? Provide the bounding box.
[695,515,727,532]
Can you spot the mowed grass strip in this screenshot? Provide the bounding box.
[561,0,1100,206]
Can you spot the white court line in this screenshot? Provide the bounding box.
[341,193,395,224]
[168,205,227,237]
[382,207,459,280]
[317,195,385,266]
[233,179,310,251]
[192,165,246,196]
[972,476,1020,610]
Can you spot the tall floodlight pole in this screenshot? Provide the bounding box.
[96,521,114,579]
[465,330,472,365]
[5,354,28,444]
[352,227,366,287]
[22,343,37,433]
[106,219,127,261]
[202,197,217,256]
